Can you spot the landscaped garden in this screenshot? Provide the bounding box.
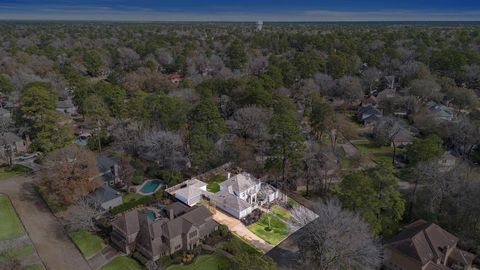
[247,212,288,245]
[206,174,224,193]
[0,193,24,240]
[166,254,231,270]
[100,256,142,270]
[70,230,104,259]
[271,206,291,221]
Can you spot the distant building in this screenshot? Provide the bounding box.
[168,72,182,84]
[384,220,477,270]
[256,20,263,31]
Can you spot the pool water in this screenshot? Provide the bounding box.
[144,210,157,220]
[141,179,161,193]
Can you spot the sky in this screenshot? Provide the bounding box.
[0,0,479,21]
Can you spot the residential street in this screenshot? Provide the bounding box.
[0,175,91,270]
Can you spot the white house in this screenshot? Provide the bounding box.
[169,179,208,207]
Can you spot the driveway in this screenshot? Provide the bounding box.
[212,209,274,253]
[0,175,91,270]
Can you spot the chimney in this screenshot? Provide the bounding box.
[113,164,120,183]
[169,208,174,220]
[227,172,231,179]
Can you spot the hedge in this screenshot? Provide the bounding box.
[110,191,163,215]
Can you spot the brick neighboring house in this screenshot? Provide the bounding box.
[384,220,477,270]
[111,203,218,260]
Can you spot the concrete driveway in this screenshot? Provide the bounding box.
[0,175,91,270]
[212,209,274,253]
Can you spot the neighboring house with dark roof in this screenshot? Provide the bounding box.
[0,132,30,160]
[427,102,454,122]
[87,184,122,210]
[110,202,218,260]
[56,98,77,115]
[384,220,476,270]
[96,155,120,186]
[392,127,415,147]
[358,105,383,125]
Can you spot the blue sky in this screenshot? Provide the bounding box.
[0,0,479,21]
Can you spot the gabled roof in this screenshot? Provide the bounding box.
[112,209,140,236]
[88,184,121,204]
[220,172,259,194]
[175,186,204,200]
[386,220,458,265]
[213,189,252,212]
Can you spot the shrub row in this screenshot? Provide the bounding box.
[110,191,163,215]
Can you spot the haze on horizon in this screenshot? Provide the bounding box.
[0,0,479,21]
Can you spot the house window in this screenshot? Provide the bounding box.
[189,231,197,239]
[175,244,182,250]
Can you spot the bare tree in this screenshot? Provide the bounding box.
[373,116,406,164]
[138,129,189,170]
[291,199,382,270]
[62,197,103,232]
[233,106,272,143]
[301,141,339,196]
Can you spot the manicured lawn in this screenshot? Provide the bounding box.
[122,193,144,203]
[166,254,231,270]
[101,256,142,270]
[206,174,224,193]
[352,139,396,169]
[216,234,261,255]
[271,206,291,221]
[247,212,288,245]
[0,244,34,261]
[0,194,24,240]
[24,264,45,270]
[0,165,31,180]
[70,230,104,259]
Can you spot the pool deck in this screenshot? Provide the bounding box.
[136,179,163,196]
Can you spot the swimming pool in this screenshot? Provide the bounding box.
[144,210,157,220]
[140,179,162,194]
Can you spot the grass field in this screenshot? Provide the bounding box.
[122,193,144,203]
[0,244,34,261]
[0,194,24,240]
[0,165,31,180]
[247,212,288,245]
[271,206,291,221]
[24,264,45,270]
[70,230,104,259]
[101,256,142,270]
[216,234,261,255]
[206,174,224,193]
[352,139,395,168]
[166,254,231,270]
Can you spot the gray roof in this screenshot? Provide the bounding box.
[220,172,259,194]
[112,209,140,236]
[213,189,252,212]
[175,186,203,200]
[88,184,121,204]
[0,132,22,145]
[57,99,75,109]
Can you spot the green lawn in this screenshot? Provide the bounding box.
[247,212,288,245]
[0,194,24,240]
[0,244,34,261]
[122,193,145,203]
[166,254,231,270]
[216,234,261,255]
[287,198,299,207]
[23,264,45,270]
[101,256,142,270]
[206,174,224,193]
[70,230,104,259]
[0,165,31,180]
[352,139,396,169]
[271,206,291,221]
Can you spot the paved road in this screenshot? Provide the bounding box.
[0,176,91,270]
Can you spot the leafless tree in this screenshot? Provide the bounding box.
[334,76,363,104]
[62,197,104,232]
[138,129,189,170]
[155,48,173,67]
[291,199,382,270]
[362,67,381,92]
[373,116,407,164]
[313,73,335,96]
[117,47,140,71]
[232,106,272,143]
[301,141,339,196]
